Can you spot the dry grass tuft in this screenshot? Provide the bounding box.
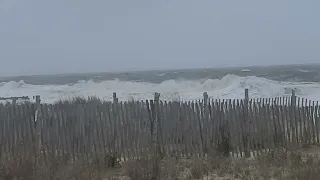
[2,147,320,179]
[122,157,180,180]
[56,96,103,105]
[122,159,155,180]
[189,159,208,179]
[0,155,104,180]
[0,157,35,180]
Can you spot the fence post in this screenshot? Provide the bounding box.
[12,97,17,105]
[152,92,161,179]
[203,92,208,106]
[113,92,118,103]
[203,92,209,153]
[35,95,42,161]
[112,92,118,158]
[153,93,160,154]
[290,90,297,145]
[245,89,249,102]
[244,89,250,157]
[291,90,296,107]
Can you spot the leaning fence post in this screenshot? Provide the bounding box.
[244,89,250,157]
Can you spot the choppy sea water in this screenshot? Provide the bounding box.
[1,64,320,103]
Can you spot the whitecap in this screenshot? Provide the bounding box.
[1,75,320,103]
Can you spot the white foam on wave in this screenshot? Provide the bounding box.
[297,69,313,73]
[157,73,167,76]
[1,74,320,104]
[241,69,251,72]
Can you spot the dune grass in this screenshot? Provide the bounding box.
[1,146,320,180]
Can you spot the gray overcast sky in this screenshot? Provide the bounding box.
[0,0,319,76]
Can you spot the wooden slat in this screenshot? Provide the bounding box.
[104,102,113,156]
[249,100,258,156]
[2,95,320,163]
[187,101,196,157]
[126,101,136,159]
[312,101,317,144]
[253,101,263,155]
[178,102,186,157]
[189,101,199,157]
[302,99,306,143]
[315,101,320,144]
[232,99,241,157]
[305,99,311,144]
[119,102,127,161]
[227,99,236,157]
[236,99,244,157]
[183,102,192,157]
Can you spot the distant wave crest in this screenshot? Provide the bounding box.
[1,74,320,104]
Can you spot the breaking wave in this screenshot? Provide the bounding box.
[1,74,320,104]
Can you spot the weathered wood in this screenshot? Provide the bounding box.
[180,101,186,157]
[305,99,311,144]
[308,100,315,144]
[0,105,5,159]
[143,100,151,157]
[1,93,320,162]
[187,101,197,157]
[291,90,296,106]
[264,99,274,149]
[315,101,320,144]
[296,98,302,144]
[235,100,243,157]
[75,103,84,160]
[182,102,191,157]
[202,92,209,155]
[310,101,316,144]
[226,100,235,157]
[96,103,108,161]
[56,104,67,159]
[104,102,113,155]
[294,97,300,145]
[93,103,104,170]
[195,101,204,157]
[34,95,41,160]
[111,100,121,160]
[252,101,262,155]
[231,100,241,157]
[40,104,48,163]
[157,101,165,156]
[113,92,118,103]
[189,101,198,157]
[277,98,285,147]
[175,101,183,157]
[119,102,127,161]
[126,101,135,159]
[249,99,258,156]
[135,101,144,158]
[241,98,251,157]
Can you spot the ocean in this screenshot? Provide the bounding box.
[1,64,320,104]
